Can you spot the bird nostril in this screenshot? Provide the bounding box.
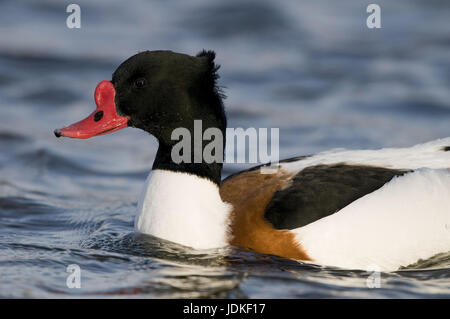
[94,111,104,122]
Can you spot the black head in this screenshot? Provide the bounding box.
[112,50,226,142]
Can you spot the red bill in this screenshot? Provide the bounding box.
[54,80,129,139]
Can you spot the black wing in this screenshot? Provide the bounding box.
[264,164,408,230]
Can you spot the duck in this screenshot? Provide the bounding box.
[54,50,450,271]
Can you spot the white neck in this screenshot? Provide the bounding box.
[134,169,231,249]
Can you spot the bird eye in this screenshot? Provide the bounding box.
[134,77,147,89]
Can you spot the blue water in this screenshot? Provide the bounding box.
[0,0,449,298]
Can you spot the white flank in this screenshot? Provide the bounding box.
[135,169,231,249]
[293,169,450,271]
[286,138,450,271]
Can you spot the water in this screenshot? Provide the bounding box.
[0,0,450,298]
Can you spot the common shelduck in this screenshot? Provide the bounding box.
[55,50,450,271]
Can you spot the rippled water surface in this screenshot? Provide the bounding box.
[0,0,450,298]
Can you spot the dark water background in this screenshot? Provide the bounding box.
[0,0,450,298]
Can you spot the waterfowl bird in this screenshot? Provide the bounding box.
[55,50,450,271]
